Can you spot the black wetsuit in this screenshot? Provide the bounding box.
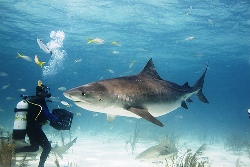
[15,97,59,167]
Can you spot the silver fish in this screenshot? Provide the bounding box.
[37,38,52,55]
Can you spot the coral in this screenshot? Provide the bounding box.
[0,132,28,167]
[54,152,60,167]
[18,155,28,167]
[165,144,209,167]
[235,157,247,167]
[163,131,180,147]
[68,161,78,167]
[54,158,60,167]
[224,133,244,154]
[0,137,15,167]
[125,124,140,154]
[246,142,250,159]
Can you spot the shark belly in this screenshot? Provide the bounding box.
[145,101,182,117]
[75,101,139,118]
[74,97,183,118]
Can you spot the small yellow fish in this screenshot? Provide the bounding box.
[110,41,122,46]
[17,52,32,62]
[87,38,105,44]
[34,55,45,68]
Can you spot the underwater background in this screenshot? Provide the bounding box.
[0,0,250,165]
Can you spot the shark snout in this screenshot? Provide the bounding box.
[63,91,81,101]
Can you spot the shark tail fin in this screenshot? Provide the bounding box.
[194,62,209,103]
[196,89,209,103]
[53,138,77,159]
[38,62,46,68]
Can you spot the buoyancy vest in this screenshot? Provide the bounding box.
[26,97,48,126]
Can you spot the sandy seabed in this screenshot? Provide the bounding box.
[17,132,249,167]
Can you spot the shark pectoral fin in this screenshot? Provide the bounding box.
[127,107,164,127]
[107,114,117,122]
[186,97,193,102]
[181,101,188,109]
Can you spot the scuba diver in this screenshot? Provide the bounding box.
[15,80,61,167]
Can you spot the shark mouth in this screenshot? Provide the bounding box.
[74,100,92,105]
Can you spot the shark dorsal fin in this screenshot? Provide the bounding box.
[182,82,191,89]
[139,58,162,80]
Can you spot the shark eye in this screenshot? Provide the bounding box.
[82,92,86,96]
[99,98,102,101]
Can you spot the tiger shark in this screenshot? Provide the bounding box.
[64,58,208,127]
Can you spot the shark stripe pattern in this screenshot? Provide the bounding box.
[64,58,208,127]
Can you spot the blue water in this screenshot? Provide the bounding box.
[1,0,250,159]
